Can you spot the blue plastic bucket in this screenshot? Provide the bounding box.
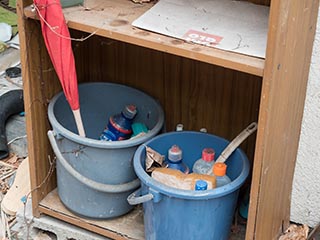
[128,131,250,240]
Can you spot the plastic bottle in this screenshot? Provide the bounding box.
[176,123,184,131]
[164,145,189,174]
[131,122,148,138]
[192,148,215,174]
[195,180,208,191]
[199,128,207,133]
[100,104,137,141]
[211,162,231,188]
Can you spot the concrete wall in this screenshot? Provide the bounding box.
[290,8,320,228]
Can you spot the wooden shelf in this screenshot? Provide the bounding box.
[39,189,246,239]
[18,0,319,238]
[39,189,145,240]
[24,0,265,76]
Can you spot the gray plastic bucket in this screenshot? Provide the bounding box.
[128,131,250,240]
[47,82,164,219]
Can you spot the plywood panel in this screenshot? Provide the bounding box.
[246,0,319,239]
[17,1,62,216]
[71,33,262,161]
[39,188,247,239]
[39,189,144,240]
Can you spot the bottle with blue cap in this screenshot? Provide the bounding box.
[164,145,189,174]
[100,104,137,141]
[195,180,207,191]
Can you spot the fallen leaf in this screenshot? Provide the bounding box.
[279,224,309,240]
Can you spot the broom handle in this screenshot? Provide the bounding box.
[72,109,85,137]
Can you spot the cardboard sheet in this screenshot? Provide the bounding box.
[133,0,269,58]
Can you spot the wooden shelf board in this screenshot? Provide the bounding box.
[39,189,144,240]
[39,189,247,240]
[24,0,265,76]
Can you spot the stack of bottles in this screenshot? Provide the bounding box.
[151,144,232,191]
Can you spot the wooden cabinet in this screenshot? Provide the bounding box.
[17,0,319,239]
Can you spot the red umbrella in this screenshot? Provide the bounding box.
[34,0,85,137]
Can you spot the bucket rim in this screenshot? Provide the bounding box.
[133,131,250,200]
[48,82,165,149]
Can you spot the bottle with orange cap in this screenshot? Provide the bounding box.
[211,162,231,188]
[192,148,215,174]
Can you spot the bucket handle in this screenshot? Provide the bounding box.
[48,130,140,193]
[127,188,154,205]
[215,122,258,163]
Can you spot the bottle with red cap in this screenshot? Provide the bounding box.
[164,145,189,174]
[100,104,137,141]
[192,148,215,174]
[211,162,231,188]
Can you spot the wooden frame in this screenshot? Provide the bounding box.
[17,0,319,239]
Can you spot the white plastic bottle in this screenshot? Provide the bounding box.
[192,148,215,174]
[211,162,231,188]
[176,123,184,131]
[199,128,207,133]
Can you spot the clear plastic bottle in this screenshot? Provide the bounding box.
[195,180,207,191]
[100,104,137,141]
[192,148,215,174]
[164,145,189,174]
[211,162,231,188]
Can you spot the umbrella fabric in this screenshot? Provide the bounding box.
[34,0,85,136]
[34,0,79,111]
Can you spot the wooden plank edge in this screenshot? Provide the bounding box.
[23,5,265,77]
[16,0,42,218]
[75,23,265,77]
[245,0,281,238]
[246,0,319,239]
[38,205,138,240]
[23,4,36,18]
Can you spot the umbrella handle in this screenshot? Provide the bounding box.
[72,109,85,137]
